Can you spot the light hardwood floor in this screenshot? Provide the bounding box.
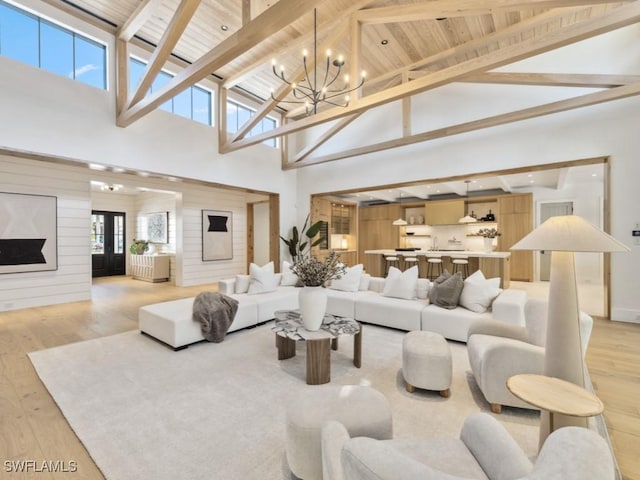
[0,276,639,479]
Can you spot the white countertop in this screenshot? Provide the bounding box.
[364,249,510,259]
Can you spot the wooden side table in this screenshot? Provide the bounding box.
[507,374,604,434]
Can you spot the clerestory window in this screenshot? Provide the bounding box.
[0,0,106,89]
[129,57,212,126]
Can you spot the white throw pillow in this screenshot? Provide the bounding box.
[415,278,430,300]
[459,270,502,313]
[235,274,250,294]
[359,273,371,291]
[382,266,419,300]
[329,264,363,292]
[248,261,278,294]
[281,261,299,286]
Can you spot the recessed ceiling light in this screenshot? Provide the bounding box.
[380,39,388,45]
[138,171,150,177]
[436,189,440,193]
[529,180,535,184]
[527,174,533,177]
[112,167,125,173]
[591,173,598,177]
[221,25,229,31]
[89,163,106,171]
[472,180,478,183]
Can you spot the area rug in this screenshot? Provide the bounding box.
[29,324,540,480]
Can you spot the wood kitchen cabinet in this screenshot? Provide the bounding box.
[497,193,533,282]
[358,204,402,275]
[424,199,465,225]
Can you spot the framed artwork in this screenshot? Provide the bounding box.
[202,210,232,261]
[147,212,169,244]
[0,192,57,274]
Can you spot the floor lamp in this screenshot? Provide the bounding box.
[511,215,629,443]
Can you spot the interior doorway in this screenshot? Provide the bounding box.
[247,194,280,272]
[91,210,126,277]
[539,201,574,281]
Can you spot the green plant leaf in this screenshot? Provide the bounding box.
[306,220,323,238]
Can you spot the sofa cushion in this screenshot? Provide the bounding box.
[248,261,278,294]
[281,260,300,286]
[422,305,492,342]
[382,266,418,300]
[356,293,426,331]
[359,273,371,291]
[235,274,250,294]
[459,270,501,313]
[429,271,464,309]
[329,264,364,292]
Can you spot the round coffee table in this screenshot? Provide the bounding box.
[272,310,362,385]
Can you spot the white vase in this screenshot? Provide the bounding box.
[298,286,327,331]
[483,237,494,253]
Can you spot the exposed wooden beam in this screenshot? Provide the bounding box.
[460,72,640,88]
[242,0,251,25]
[402,72,411,137]
[115,39,129,117]
[117,0,163,41]
[224,1,640,151]
[286,82,640,169]
[217,87,228,152]
[293,114,362,162]
[224,19,350,145]
[127,0,202,109]
[117,0,322,127]
[222,0,372,89]
[355,0,628,24]
[365,6,589,91]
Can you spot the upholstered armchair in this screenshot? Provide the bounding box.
[466,298,593,413]
[321,412,614,480]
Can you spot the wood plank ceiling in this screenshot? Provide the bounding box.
[48,0,640,167]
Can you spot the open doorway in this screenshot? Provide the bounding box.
[247,194,280,272]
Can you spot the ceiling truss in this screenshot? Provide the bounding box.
[80,0,640,169]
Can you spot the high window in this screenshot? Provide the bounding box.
[0,0,106,89]
[226,100,278,148]
[129,58,212,126]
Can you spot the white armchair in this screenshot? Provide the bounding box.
[322,412,614,480]
[466,298,593,413]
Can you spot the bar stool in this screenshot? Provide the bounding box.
[384,254,400,276]
[426,254,443,280]
[402,254,419,272]
[450,254,470,278]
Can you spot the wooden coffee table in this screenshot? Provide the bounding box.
[272,310,362,385]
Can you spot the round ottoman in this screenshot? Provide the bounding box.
[402,331,452,397]
[285,385,393,480]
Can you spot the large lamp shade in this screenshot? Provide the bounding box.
[511,215,628,445]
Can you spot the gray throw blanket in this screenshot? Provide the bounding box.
[192,292,239,343]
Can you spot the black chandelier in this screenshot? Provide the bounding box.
[270,9,366,115]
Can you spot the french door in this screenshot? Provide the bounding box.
[91,211,126,277]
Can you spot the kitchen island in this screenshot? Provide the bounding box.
[364,250,511,288]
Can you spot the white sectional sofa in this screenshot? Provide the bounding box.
[138,270,527,350]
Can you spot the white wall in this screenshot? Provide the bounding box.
[0,156,92,310]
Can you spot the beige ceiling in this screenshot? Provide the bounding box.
[50,0,640,166]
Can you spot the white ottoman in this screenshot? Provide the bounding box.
[138,297,258,350]
[285,385,393,480]
[402,331,452,397]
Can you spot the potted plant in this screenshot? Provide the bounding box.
[129,239,150,255]
[280,214,325,263]
[476,228,501,252]
[290,252,346,331]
